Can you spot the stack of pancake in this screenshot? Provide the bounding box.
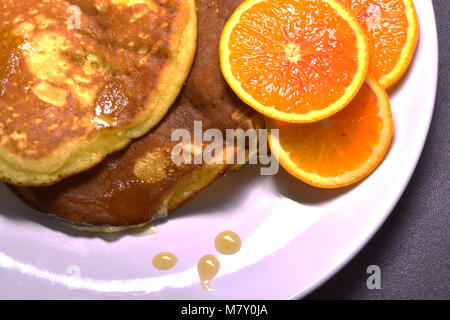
[0,0,261,231]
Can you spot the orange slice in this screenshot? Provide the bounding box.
[340,0,419,88]
[220,0,369,123]
[266,77,393,188]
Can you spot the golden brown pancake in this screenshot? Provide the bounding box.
[13,0,262,232]
[0,0,196,186]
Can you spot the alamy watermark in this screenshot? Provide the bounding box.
[66,264,81,290]
[366,265,381,290]
[66,5,81,30]
[171,121,279,176]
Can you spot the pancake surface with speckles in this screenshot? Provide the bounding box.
[14,0,262,232]
[0,0,196,185]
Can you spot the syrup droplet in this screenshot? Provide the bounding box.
[197,255,220,291]
[215,231,241,255]
[152,252,177,271]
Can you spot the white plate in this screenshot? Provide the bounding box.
[0,0,438,300]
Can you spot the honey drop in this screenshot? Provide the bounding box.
[197,255,220,291]
[152,252,177,271]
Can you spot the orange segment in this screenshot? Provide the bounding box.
[340,0,419,88]
[267,77,393,188]
[220,0,369,123]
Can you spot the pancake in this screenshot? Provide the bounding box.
[0,0,196,186]
[13,0,263,232]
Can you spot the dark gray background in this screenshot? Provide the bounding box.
[307,0,449,300]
